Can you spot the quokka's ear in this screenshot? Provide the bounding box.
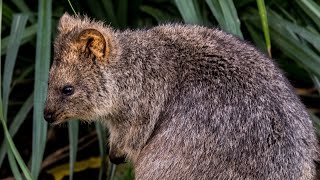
[58,13,76,32]
[78,29,109,62]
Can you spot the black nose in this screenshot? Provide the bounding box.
[44,112,54,123]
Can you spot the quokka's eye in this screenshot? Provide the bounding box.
[62,85,74,96]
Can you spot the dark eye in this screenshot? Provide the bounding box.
[62,85,74,96]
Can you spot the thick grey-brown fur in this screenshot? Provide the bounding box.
[44,13,317,179]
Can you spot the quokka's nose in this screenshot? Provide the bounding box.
[44,111,54,123]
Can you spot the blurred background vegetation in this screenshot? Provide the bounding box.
[1,0,320,179]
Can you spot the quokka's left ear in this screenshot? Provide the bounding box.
[78,29,110,62]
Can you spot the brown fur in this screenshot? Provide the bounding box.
[44,13,318,179]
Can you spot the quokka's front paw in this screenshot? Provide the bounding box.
[109,148,127,165]
[109,154,127,165]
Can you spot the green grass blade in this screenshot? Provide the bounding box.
[175,0,204,25]
[266,11,320,78]
[219,0,243,38]
[7,146,22,180]
[276,19,320,52]
[107,163,116,180]
[2,14,28,120]
[0,99,33,180]
[206,0,225,27]
[256,0,271,57]
[268,28,320,78]
[0,118,33,180]
[0,93,33,165]
[278,6,296,23]
[297,0,320,29]
[206,0,243,38]
[11,0,35,23]
[95,122,107,180]
[1,24,38,56]
[67,0,77,15]
[68,120,79,180]
[245,9,320,78]
[31,0,52,178]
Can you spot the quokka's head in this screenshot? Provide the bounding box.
[44,13,118,124]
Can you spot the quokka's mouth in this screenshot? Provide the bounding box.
[50,114,73,125]
[43,110,68,125]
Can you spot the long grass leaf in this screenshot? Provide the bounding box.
[95,122,107,180]
[175,0,204,25]
[107,163,116,180]
[268,26,320,78]
[269,16,320,52]
[11,0,34,22]
[206,0,243,38]
[256,0,271,57]
[0,93,33,165]
[0,13,28,171]
[67,0,77,15]
[227,0,243,36]
[0,99,33,180]
[0,2,32,178]
[31,0,52,178]
[68,120,79,180]
[296,0,320,29]
[1,24,38,56]
[2,14,28,120]
[206,0,225,27]
[246,10,320,78]
[7,146,22,180]
[219,0,243,38]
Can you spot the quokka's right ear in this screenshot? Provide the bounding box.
[58,12,76,32]
[77,29,110,63]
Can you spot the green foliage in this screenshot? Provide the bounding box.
[0,0,319,179]
[95,122,108,180]
[175,0,204,25]
[0,114,33,180]
[206,0,243,38]
[31,0,52,179]
[0,12,33,180]
[68,120,79,180]
[256,0,271,56]
[3,14,28,120]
